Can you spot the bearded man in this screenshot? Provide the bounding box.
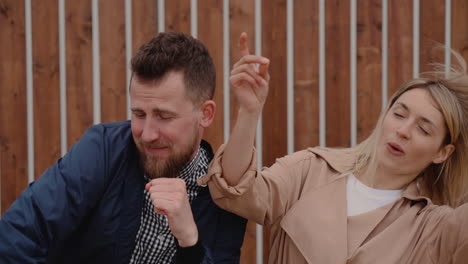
[0,32,247,264]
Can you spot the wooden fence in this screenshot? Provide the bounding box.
[1,0,467,262]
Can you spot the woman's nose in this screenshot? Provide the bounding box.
[395,122,411,140]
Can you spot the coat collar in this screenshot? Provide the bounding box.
[280,174,348,263]
[307,147,432,204]
[279,147,432,263]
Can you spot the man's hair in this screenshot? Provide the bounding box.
[131,31,215,105]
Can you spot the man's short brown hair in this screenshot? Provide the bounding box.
[131,32,215,105]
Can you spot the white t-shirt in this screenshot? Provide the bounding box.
[346,174,403,216]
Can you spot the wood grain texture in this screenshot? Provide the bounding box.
[388,0,413,97]
[166,0,190,34]
[420,0,445,73]
[357,0,382,142]
[0,0,28,213]
[452,0,468,63]
[229,0,256,134]
[198,0,224,150]
[65,0,93,148]
[325,0,350,147]
[100,0,127,123]
[132,0,158,53]
[294,0,319,150]
[262,0,288,262]
[32,0,61,178]
[229,1,257,263]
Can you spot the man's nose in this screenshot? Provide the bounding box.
[141,118,160,143]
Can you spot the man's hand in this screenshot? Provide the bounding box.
[145,178,198,247]
[230,32,270,115]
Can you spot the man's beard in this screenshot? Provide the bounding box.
[137,129,199,179]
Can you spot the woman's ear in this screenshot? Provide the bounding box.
[433,144,455,164]
[199,100,216,128]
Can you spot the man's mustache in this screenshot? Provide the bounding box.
[139,140,172,149]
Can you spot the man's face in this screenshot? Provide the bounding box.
[130,71,202,179]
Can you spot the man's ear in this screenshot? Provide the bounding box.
[433,144,455,164]
[199,100,216,128]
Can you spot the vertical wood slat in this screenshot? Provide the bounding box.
[4,3,468,264]
[229,0,256,132]
[262,0,288,262]
[452,0,468,64]
[166,1,190,34]
[132,0,158,53]
[0,0,28,214]
[388,0,413,97]
[65,0,93,148]
[294,0,319,150]
[31,0,61,178]
[198,0,224,150]
[99,1,127,123]
[356,0,382,142]
[325,0,350,147]
[229,1,257,263]
[420,0,445,73]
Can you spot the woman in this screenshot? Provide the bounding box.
[198,33,468,263]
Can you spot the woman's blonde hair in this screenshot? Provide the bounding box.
[350,50,468,207]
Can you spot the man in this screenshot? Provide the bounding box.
[0,32,247,264]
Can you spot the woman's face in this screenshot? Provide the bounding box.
[376,88,454,179]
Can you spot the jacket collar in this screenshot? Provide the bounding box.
[279,147,431,263]
[307,147,432,204]
[281,175,348,263]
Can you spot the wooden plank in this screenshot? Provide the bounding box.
[262,0,288,261]
[356,0,382,142]
[31,0,61,178]
[420,0,445,73]
[294,0,319,150]
[165,0,190,34]
[198,1,224,150]
[452,0,468,63]
[325,0,350,147]
[388,0,412,97]
[65,0,93,148]
[99,1,127,123]
[229,0,256,134]
[132,0,158,52]
[0,0,28,213]
[229,1,257,263]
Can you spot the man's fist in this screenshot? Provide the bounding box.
[145,178,198,247]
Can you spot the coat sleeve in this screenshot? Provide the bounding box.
[0,125,109,263]
[430,203,468,264]
[198,144,318,227]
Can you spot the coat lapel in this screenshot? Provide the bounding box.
[280,176,348,263]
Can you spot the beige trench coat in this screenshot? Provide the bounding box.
[198,146,468,264]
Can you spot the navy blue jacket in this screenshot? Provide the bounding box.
[0,121,247,264]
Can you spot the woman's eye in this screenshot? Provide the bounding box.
[393,112,404,118]
[419,126,429,135]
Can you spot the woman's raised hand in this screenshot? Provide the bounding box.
[230,32,270,114]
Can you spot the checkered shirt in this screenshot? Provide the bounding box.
[129,145,210,264]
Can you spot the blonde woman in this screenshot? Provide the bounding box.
[198,33,468,263]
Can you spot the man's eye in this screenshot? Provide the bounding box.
[133,112,145,118]
[159,115,173,120]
